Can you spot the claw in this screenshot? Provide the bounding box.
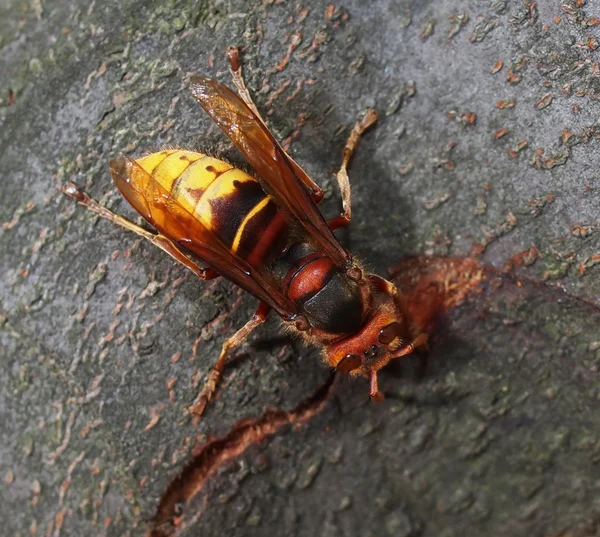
[189,369,221,417]
[188,397,208,417]
[63,182,85,201]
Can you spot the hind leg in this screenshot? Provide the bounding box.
[64,183,219,280]
[63,183,219,280]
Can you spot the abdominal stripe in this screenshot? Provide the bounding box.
[207,179,267,248]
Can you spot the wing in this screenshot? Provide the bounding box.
[189,76,350,269]
[109,156,298,319]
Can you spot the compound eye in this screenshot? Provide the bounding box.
[337,353,362,373]
[378,322,402,345]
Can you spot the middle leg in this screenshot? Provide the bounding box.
[189,301,271,418]
[328,108,378,231]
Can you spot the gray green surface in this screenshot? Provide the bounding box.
[1,1,599,536]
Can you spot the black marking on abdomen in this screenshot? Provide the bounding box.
[172,162,226,203]
[209,180,267,247]
[236,198,281,258]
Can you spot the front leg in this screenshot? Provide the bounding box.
[189,301,271,418]
[368,274,429,353]
[368,332,429,405]
[367,274,407,313]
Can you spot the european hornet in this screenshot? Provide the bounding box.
[65,47,428,417]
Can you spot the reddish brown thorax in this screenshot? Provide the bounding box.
[323,290,406,373]
[284,254,336,303]
[273,244,365,335]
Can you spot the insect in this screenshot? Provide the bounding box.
[64,47,428,417]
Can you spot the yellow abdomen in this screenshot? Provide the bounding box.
[136,149,285,263]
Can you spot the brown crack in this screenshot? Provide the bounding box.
[149,372,336,537]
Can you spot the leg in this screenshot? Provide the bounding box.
[369,370,385,402]
[390,333,429,359]
[226,46,324,203]
[368,274,399,295]
[369,333,429,403]
[226,46,266,124]
[189,301,271,417]
[368,274,408,314]
[369,273,429,349]
[328,108,378,231]
[64,183,219,280]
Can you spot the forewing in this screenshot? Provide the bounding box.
[189,76,349,269]
[109,156,297,318]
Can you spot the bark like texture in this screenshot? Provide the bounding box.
[1,1,599,536]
